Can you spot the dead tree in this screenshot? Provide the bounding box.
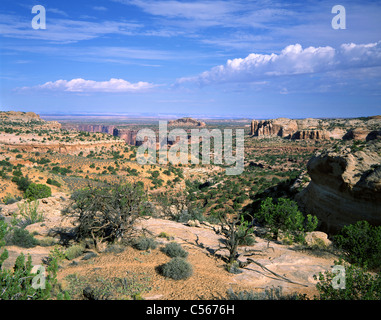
[217,213,255,265]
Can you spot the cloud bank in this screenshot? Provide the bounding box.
[178,41,381,85]
[21,78,157,93]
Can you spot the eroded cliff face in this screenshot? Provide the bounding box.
[76,124,115,135]
[296,141,381,234]
[5,140,125,155]
[251,118,298,138]
[250,116,381,141]
[113,128,139,145]
[291,130,328,140]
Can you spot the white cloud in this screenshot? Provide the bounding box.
[21,78,157,93]
[48,8,69,17]
[0,14,142,43]
[178,41,381,85]
[115,0,294,29]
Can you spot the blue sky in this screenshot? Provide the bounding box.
[0,0,380,118]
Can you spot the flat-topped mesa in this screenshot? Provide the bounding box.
[0,111,61,130]
[0,111,41,122]
[168,117,206,127]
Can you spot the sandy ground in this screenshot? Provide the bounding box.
[54,218,337,300]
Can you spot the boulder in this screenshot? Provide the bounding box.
[296,141,381,234]
[304,231,331,247]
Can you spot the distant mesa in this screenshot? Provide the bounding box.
[62,123,139,146]
[0,110,61,130]
[0,111,40,122]
[168,117,206,127]
[250,116,381,141]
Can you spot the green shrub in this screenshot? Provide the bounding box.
[159,257,193,280]
[333,220,381,270]
[46,178,61,188]
[104,244,125,254]
[0,253,54,300]
[158,232,173,240]
[0,220,9,267]
[16,176,31,192]
[38,236,58,247]
[25,183,52,201]
[314,263,381,300]
[65,244,85,260]
[15,200,44,227]
[254,197,318,243]
[5,227,39,248]
[133,237,157,251]
[2,194,22,205]
[0,222,66,300]
[161,242,188,258]
[226,287,299,300]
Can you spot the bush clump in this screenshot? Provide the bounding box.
[15,200,44,227]
[2,194,22,205]
[159,257,193,280]
[4,227,39,248]
[333,220,381,270]
[0,220,67,300]
[161,242,188,258]
[65,244,85,260]
[25,183,52,201]
[46,178,61,188]
[254,197,318,243]
[314,262,381,300]
[226,287,299,300]
[133,237,157,251]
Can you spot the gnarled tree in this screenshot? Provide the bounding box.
[66,183,150,247]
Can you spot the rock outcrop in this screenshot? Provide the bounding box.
[250,118,298,138]
[61,124,141,145]
[292,130,328,140]
[296,141,381,234]
[4,140,124,155]
[0,111,61,130]
[168,117,206,127]
[250,116,381,141]
[113,128,139,145]
[75,124,115,135]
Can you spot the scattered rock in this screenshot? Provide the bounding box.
[187,219,201,227]
[305,231,332,247]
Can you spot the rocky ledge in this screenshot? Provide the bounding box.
[296,140,381,233]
